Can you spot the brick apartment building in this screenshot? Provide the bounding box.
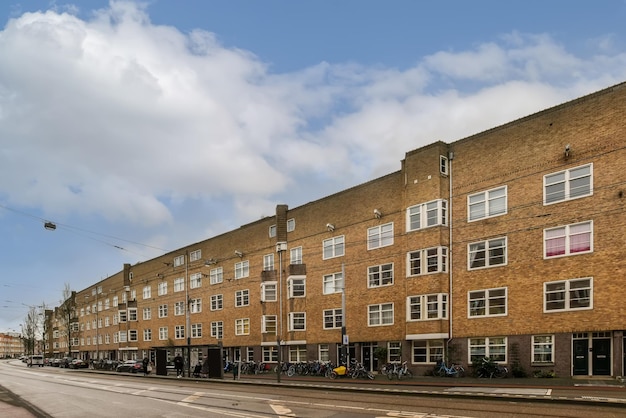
[44,81,626,378]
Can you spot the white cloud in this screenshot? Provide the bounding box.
[1,2,626,237]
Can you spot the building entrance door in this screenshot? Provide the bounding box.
[592,338,611,375]
[572,338,589,376]
[361,343,377,372]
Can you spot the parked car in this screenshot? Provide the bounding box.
[70,359,89,369]
[116,360,143,373]
[27,355,44,367]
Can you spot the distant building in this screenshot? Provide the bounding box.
[0,332,23,358]
[46,81,626,378]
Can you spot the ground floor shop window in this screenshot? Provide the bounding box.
[262,346,277,362]
[388,341,401,362]
[469,337,507,363]
[289,345,307,362]
[532,335,554,363]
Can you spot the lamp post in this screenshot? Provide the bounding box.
[339,263,347,365]
[276,242,286,383]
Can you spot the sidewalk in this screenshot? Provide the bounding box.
[0,384,51,418]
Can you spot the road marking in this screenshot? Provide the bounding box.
[181,391,205,403]
[269,403,295,416]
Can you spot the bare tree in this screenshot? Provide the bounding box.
[58,283,77,357]
[22,305,39,356]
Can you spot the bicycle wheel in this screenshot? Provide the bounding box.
[453,365,465,377]
[366,371,375,380]
[329,371,338,380]
[494,366,508,378]
[387,369,395,380]
[435,367,447,377]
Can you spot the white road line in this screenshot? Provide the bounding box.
[269,403,295,416]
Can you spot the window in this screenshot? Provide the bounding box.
[323,236,345,259]
[210,267,223,285]
[262,315,277,333]
[173,255,185,267]
[290,246,302,264]
[235,290,249,307]
[174,301,185,316]
[210,294,223,311]
[118,310,127,323]
[142,308,151,320]
[406,199,447,231]
[368,263,394,287]
[287,218,295,232]
[189,249,202,262]
[440,155,449,176]
[142,286,151,299]
[388,342,401,362]
[263,254,274,271]
[287,276,306,298]
[319,344,330,362]
[544,277,592,312]
[128,330,138,342]
[175,325,185,339]
[128,308,137,321]
[469,288,507,317]
[210,321,223,339]
[469,337,507,363]
[189,273,202,289]
[260,282,277,302]
[468,237,506,269]
[104,299,110,310]
[323,272,343,294]
[269,224,277,238]
[190,298,202,313]
[288,312,306,331]
[412,340,444,364]
[289,345,307,362]
[143,329,152,342]
[532,335,554,363]
[323,308,342,329]
[235,318,250,335]
[407,294,448,321]
[468,186,507,221]
[544,221,592,258]
[174,277,185,292]
[262,346,278,362]
[367,222,394,249]
[235,260,249,279]
[544,164,592,204]
[407,247,448,276]
[158,304,168,318]
[191,323,202,338]
[158,282,167,296]
[368,303,394,326]
[118,331,127,343]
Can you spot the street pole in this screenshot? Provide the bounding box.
[341,263,347,365]
[185,250,191,378]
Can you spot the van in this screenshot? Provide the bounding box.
[28,355,44,367]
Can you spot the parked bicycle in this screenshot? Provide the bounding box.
[475,357,508,378]
[434,360,465,377]
[382,361,413,380]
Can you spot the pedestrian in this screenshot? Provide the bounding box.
[174,354,183,377]
[142,357,149,376]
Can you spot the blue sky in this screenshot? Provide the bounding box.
[1,0,626,332]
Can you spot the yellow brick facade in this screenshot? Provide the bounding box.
[45,82,626,378]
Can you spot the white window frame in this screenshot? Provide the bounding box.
[191,323,202,338]
[211,321,223,339]
[173,255,185,267]
[159,327,168,340]
[158,304,168,318]
[173,277,185,292]
[468,287,507,317]
[287,276,306,298]
[290,246,302,264]
[210,294,223,311]
[288,312,306,331]
[367,222,394,250]
[143,329,152,342]
[235,289,250,307]
[407,293,448,321]
[368,263,394,288]
[175,325,185,339]
[189,298,202,313]
[263,254,275,271]
[235,318,250,336]
[468,237,507,270]
[544,221,593,258]
[323,236,345,259]
[440,155,449,176]
[210,267,223,285]
[142,307,151,320]
[174,301,185,316]
[406,199,447,232]
[323,308,342,329]
[189,273,202,289]
[323,272,343,295]
[532,335,555,363]
[469,337,507,363]
[142,285,151,299]
[544,163,593,205]
[260,282,277,302]
[468,186,507,221]
[235,260,249,279]
[189,249,202,262]
[544,277,593,312]
[158,282,167,296]
[412,339,444,364]
[261,315,277,334]
[287,218,295,232]
[407,246,448,276]
[269,224,277,238]
[368,303,394,326]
